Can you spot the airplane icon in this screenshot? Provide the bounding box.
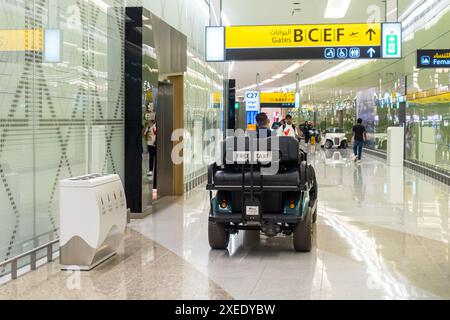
[348,29,361,41]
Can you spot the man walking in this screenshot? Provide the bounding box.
[352,118,366,162]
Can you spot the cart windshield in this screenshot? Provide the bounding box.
[329,128,344,133]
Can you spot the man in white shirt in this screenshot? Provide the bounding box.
[277,114,300,139]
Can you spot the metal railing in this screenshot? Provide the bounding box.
[0,239,59,280]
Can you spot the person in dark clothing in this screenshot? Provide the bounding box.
[352,118,367,162]
[255,112,272,138]
[301,121,312,143]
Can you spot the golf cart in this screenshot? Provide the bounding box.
[206,135,318,252]
[320,128,348,149]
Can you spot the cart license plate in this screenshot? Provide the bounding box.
[246,205,259,216]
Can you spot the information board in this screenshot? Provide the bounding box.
[417,49,450,68]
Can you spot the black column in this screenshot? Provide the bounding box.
[227,79,236,130]
[124,7,143,213]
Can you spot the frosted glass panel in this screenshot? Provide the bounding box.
[0,0,35,271]
[0,0,130,277]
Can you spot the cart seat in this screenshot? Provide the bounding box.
[208,136,307,189]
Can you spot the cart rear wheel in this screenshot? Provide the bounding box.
[208,221,229,250]
[293,208,312,252]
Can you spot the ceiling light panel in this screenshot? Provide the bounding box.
[272,74,285,79]
[262,78,275,84]
[282,63,301,74]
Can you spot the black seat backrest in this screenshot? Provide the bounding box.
[221,135,299,166]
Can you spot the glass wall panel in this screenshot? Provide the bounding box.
[0,0,135,277]
[0,0,35,269]
[1,0,223,272]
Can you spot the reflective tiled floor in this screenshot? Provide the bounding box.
[129,148,449,300]
[0,229,231,299]
[1,148,449,299]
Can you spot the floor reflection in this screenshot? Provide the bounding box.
[1,149,448,300]
[128,149,449,299]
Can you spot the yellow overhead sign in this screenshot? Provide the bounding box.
[260,92,295,104]
[409,92,450,105]
[0,29,43,51]
[212,91,222,104]
[225,23,381,48]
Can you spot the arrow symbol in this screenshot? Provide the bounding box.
[365,28,376,41]
[367,47,376,58]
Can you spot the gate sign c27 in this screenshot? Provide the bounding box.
[417,49,450,68]
[245,91,260,112]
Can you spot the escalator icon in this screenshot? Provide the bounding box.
[324,48,335,59]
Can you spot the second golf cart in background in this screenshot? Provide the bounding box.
[320,128,348,149]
